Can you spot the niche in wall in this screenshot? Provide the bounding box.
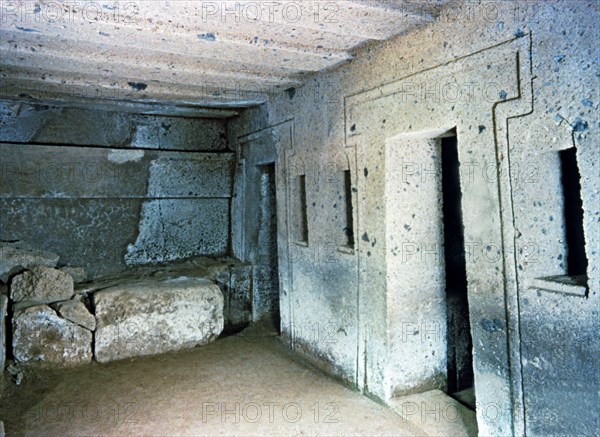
[530,146,588,296]
[338,169,355,251]
[292,174,309,245]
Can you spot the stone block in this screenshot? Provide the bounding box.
[205,262,231,285]
[52,299,96,331]
[0,199,141,278]
[124,199,230,265]
[0,241,59,283]
[147,155,234,198]
[10,266,74,305]
[203,260,252,331]
[94,277,224,363]
[12,305,92,366]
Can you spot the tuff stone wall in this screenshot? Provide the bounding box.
[0,104,233,278]
[0,104,228,151]
[229,1,599,435]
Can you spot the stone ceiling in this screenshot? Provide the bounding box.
[0,1,451,117]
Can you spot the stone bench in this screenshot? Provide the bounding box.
[94,277,223,363]
[9,257,252,367]
[77,257,253,333]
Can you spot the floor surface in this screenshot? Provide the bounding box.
[1,324,424,436]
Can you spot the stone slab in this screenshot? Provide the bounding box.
[0,199,140,279]
[0,144,232,199]
[10,266,74,305]
[124,199,230,265]
[94,276,224,363]
[12,305,92,366]
[52,299,96,331]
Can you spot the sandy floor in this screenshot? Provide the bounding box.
[1,324,423,436]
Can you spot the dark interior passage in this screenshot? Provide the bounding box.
[297,175,309,243]
[559,148,587,278]
[343,170,355,247]
[441,135,475,407]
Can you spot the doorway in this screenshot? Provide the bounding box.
[255,163,280,329]
[441,135,475,409]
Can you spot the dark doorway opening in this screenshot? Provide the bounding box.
[559,148,587,278]
[256,163,280,330]
[342,169,355,248]
[441,135,475,409]
[294,174,309,244]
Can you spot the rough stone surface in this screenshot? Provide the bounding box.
[52,299,96,331]
[228,264,253,329]
[206,261,253,331]
[0,3,448,107]
[59,267,88,284]
[0,2,597,437]
[0,241,59,283]
[1,332,425,436]
[94,277,224,363]
[6,361,23,385]
[12,305,92,366]
[227,3,599,436]
[10,266,74,305]
[0,105,231,149]
[0,294,7,372]
[124,198,230,266]
[0,143,234,278]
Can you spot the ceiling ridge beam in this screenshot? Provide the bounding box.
[1,20,353,62]
[0,95,241,118]
[2,28,347,72]
[0,81,269,108]
[1,49,306,87]
[2,30,316,76]
[139,1,434,41]
[0,75,273,105]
